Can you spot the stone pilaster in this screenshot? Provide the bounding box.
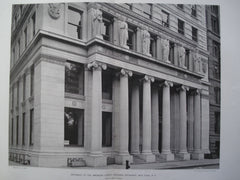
[115,69,133,165]
[141,75,155,163]
[174,43,179,66]
[192,89,204,160]
[156,36,162,61]
[187,93,194,153]
[160,81,174,161]
[131,80,140,154]
[177,85,190,160]
[136,27,142,53]
[151,84,159,155]
[86,61,107,167]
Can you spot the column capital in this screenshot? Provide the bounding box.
[177,85,189,92]
[120,69,133,77]
[87,61,107,71]
[143,75,155,83]
[160,80,173,88]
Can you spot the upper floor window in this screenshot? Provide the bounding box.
[127,24,137,50]
[214,65,220,79]
[102,70,112,100]
[178,19,184,35]
[32,12,36,37]
[102,13,113,42]
[142,4,152,19]
[214,87,220,104]
[24,27,27,48]
[23,74,26,101]
[30,65,34,97]
[177,4,184,10]
[211,15,219,34]
[65,61,84,95]
[18,39,21,58]
[192,27,198,42]
[150,34,157,58]
[12,48,15,65]
[211,5,219,15]
[212,40,220,58]
[162,10,169,28]
[191,5,197,17]
[124,3,132,10]
[11,86,14,109]
[169,42,175,64]
[67,6,82,39]
[16,81,19,106]
[214,111,220,134]
[185,49,190,69]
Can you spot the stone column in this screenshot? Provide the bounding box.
[160,81,174,161]
[115,69,133,164]
[141,75,155,162]
[151,84,159,155]
[25,68,31,149]
[178,85,190,160]
[131,80,140,154]
[192,89,204,159]
[86,61,107,167]
[187,93,194,153]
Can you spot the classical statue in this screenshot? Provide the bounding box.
[193,49,201,73]
[142,29,151,56]
[178,45,186,68]
[162,38,170,62]
[119,17,129,48]
[91,7,104,38]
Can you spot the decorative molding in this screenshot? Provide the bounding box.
[120,69,133,77]
[177,85,189,92]
[87,61,107,71]
[160,80,173,88]
[143,75,155,83]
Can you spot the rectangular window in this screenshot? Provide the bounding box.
[102,70,112,100]
[12,86,14,109]
[102,112,112,147]
[24,27,27,48]
[64,108,84,146]
[11,118,14,145]
[191,5,197,17]
[211,15,219,34]
[16,116,19,145]
[30,65,34,97]
[211,5,219,15]
[162,10,169,27]
[23,74,26,101]
[127,24,136,50]
[18,39,21,58]
[12,48,15,65]
[214,112,220,134]
[214,65,220,79]
[67,6,82,39]
[16,81,19,106]
[65,61,84,95]
[22,113,25,145]
[30,109,34,145]
[169,42,174,63]
[142,4,152,19]
[178,19,184,35]
[124,3,132,10]
[32,12,36,37]
[192,27,198,42]
[102,13,113,42]
[212,40,220,58]
[214,87,220,104]
[185,49,190,69]
[150,34,157,58]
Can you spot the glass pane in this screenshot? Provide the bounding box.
[68,8,81,25]
[65,61,84,95]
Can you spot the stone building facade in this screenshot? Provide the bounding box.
[9,3,210,167]
[206,5,221,159]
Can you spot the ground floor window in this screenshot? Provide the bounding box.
[30,109,34,145]
[64,107,84,146]
[102,112,112,147]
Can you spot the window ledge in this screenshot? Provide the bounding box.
[65,93,85,100]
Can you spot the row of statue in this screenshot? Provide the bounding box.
[90,7,203,74]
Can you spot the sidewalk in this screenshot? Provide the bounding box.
[9,159,219,169]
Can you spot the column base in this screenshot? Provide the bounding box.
[160,152,175,161]
[139,152,156,163]
[192,152,204,160]
[165,60,171,63]
[95,35,103,40]
[85,154,107,167]
[115,154,133,165]
[152,150,160,155]
[177,152,190,160]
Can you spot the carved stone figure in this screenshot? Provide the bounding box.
[91,7,104,38]
[178,45,186,68]
[142,29,151,56]
[119,17,129,49]
[48,3,61,19]
[162,38,170,62]
[193,49,201,73]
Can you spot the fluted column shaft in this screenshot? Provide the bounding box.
[194,90,201,152]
